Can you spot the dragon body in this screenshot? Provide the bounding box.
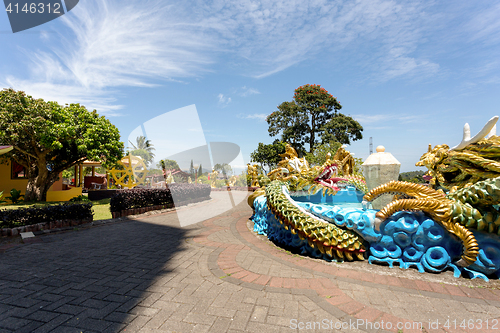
[250,144,368,262]
[250,118,500,279]
[264,180,366,261]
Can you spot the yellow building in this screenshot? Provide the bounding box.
[0,146,82,202]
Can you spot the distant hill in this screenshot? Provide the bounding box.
[399,170,426,183]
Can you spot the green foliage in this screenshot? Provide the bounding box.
[0,88,124,201]
[0,203,93,228]
[250,140,286,173]
[0,191,6,204]
[267,84,363,154]
[6,188,23,204]
[304,141,342,166]
[399,170,425,183]
[353,157,364,175]
[128,136,155,166]
[215,179,226,188]
[213,163,232,177]
[62,168,74,179]
[198,164,203,177]
[69,195,91,202]
[235,172,248,187]
[109,184,210,212]
[129,149,152,166]
[189,160,195,178]
[159,159,180,170]
[197,175,209,184]
[147,168,162,177]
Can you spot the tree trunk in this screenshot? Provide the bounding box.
[309,113,316,153]
[24,163,59,202]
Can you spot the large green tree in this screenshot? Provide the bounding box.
[267,84,363,154]
[250,140,286,174]
[0,88,124,201]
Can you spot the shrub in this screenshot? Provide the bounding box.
[109,184,211,212]
[0,203,93,228]
[6,188,23,204]
[69,195,91,202]
[169,183,211,201]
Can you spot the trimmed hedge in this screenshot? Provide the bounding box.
[169,183,211,201]
[109,184,211,213]
[0,203,93,229]
[211,186,259,191]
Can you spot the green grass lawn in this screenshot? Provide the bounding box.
[0,195,112,221]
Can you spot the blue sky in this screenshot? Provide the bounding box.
[1,0,500,172]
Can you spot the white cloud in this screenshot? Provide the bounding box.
[217,93,231,107]
[242,113,267,121]
[353,113,422,125]
[2,0,215,114]
[3,0,469,112]
[193,0,441,80]
[466,3,500,44]
[239,86,260,97]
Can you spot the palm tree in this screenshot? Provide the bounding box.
[128,136,155,166]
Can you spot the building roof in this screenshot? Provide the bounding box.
[0,145,13,156]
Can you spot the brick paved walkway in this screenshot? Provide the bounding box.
[0,192,499,332]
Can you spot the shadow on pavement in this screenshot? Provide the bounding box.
[0,213,192,332]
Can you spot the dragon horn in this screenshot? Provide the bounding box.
[450,116,498,151]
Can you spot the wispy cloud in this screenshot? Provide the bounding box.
[466,3,500,45]
[5,0,489,113]
[239,86,260,97]
[238,113,267,122]
[353,113,422,125]
[194,0,441,80]
[217,93,231,107]
[2,0,215,114]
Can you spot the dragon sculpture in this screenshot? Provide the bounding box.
[363,116,500,267]
[249,144,369,261]
[266,144,367,196]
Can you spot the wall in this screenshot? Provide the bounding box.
[1,160,65,201]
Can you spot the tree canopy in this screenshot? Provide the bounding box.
[304,141,342,166]
[250,140,286,174]
[0,88,124,201]
[267,84,363,154]
[128,136,155,166]
[213,163,232,177]
[158,159,180,170]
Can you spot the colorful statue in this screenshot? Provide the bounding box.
[249,119,500,280]
[249,145,367,261]
[166,171,174,184]
[364,116,500,267]
[247,163,260,187]
[267,145,366,195]
[209,169,219,188]
[228,175,237,187]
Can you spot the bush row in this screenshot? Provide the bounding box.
[211,186,260,191]
[0,203,93,229]
[109,184,211,212]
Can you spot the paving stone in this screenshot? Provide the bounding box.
[27,310,61,322]
[1,193,499,333]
